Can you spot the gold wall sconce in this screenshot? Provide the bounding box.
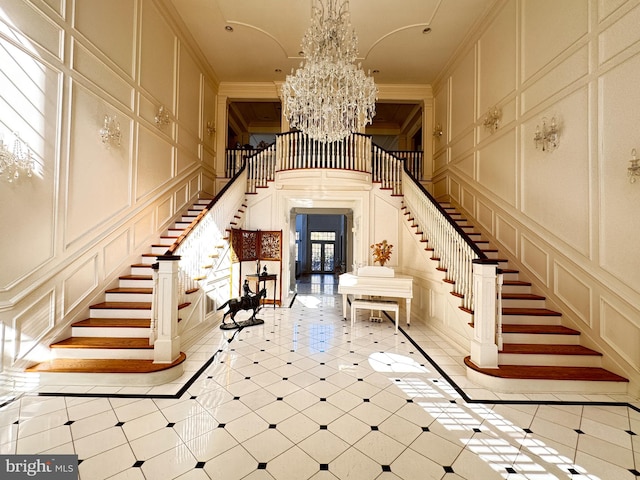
[629,149,640,183]
[99,115,121,148]
[433,123,443,138]
[483,107,501,133]
[155,105,170,127]
[533,116,559,152]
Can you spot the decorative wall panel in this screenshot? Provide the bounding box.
[176,128,200,174]
[63,255,98,315]
[521,235,549,285]
[434,149,448,172]
[599,0,628,22]
[73,43,134,108]
[475,200,494,234]
[495,215,517,256]
[136,126,173,201]
[139,0,175,108]
[133,212,154,250]
[74,0,136,76]
[461,189,475,217]
[554,261,591,326]
[599,2,640,64]
[522,0,588,81]
[521,88,590,255]
[455,153,474,179]
[178,45,201,136]
[66,84,131,247]
[157,196,173,229]
[0,1,62,59]
[104,231,131,278]
[175,184,190,213]
[477,131,517,205]
[449,48,475,140]
[478,0,516,113]
[601,298,640,371]
[13,290,55,364]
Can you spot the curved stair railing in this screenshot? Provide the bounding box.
[150,166,248,362]
[401,166,501,368]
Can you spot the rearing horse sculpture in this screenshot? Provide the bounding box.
[217,288,267,328]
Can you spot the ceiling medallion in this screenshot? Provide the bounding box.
[281,0,378,143]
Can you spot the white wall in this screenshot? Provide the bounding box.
[0,0,218,385]
[432,0,640,394]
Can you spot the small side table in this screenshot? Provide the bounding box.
[246,273,278,308]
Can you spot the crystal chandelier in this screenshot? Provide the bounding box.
[0,132,34,182]
[281,0,377,143]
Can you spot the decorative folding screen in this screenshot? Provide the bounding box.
[231,229,282,262]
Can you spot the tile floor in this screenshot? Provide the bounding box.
[1,275,639,479]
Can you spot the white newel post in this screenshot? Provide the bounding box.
[154,255,181,363]
[470,259,499,368]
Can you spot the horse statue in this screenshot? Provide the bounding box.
[217,287,267,329]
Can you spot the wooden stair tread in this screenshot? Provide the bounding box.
[73,318,151,328]
[502,307,561,316]
[501,293,545,300]
[51,337,153,349]
[501,324,580,335]
[26,353,186,374]
[464,357,627,382]
[91,302,151,310]
[105,287,153,294]
[501,343,601,355]
[119,275,152,280]
[503,280,532,286]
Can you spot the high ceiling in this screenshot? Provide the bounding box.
[167,0,495,135]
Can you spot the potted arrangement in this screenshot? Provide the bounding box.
[370,240,393,266]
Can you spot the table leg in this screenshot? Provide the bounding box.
[342,294,348,320]
[405,298,411,326]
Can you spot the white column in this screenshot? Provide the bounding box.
[469,259,499,368]
[154,255,181,363]
[216,95,228,176]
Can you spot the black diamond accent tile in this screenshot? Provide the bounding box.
[245,377,251,380]
[358,378,364,382]
[12,421,19,425]
[320,378,326,381]
[218,423,226,428]
[269,424,277,429]
[77,460,83,465]
[133,461,144,468]
[287,362,292,365]
[506,467,517,474]
[363,398,370,402]
[575,429,584,434]
[473,428,481,433]
[320,464,329,471]
[115,422,124,427]
[353,363,358,366]
[233,396,240,400]
[382,465,391,472]
[629,469,640,476]
[64,421,75,426]
[523,428,533,434]
[626,430,636,435]
[406,399,413,403]
[449,400,456,403]
[277,397,284,401]
[190,396,197,399]
[320,362,325,365]
[422,427,430,432]
[371,426,379,431]
[254,361,259,364]
[195,462,205,469]
[568,468,580,475]
[320,425,328,430]
[350,351,354,353]
[257,462,267,470]
[167,423,175,427]
[320,398,327,402]
[207,376,213,379]
[443,466,454,473]
[283,378,288,381]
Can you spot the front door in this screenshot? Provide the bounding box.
[310,232,335,273]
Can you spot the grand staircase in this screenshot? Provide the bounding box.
[25,197,244,385]
[403,200,629,393]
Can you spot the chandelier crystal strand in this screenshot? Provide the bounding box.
[282,0,377,143]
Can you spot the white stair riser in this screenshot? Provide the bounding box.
[71,327,150,338]
[501,299,546,308]
[181,215,197,222]
[501,285,532,294]
[90,309,151,319]
[119,278,153,288]
[151,246,168,254]
[501,315,561,325]
[165,231,182,238]
[498,353,602,367]
[140,256,156,265]
[131,266,153,275]
[52,348,153,360]
[466,369,628,394]
[174,222,191,229]
[157,238,176,246]
[105,292,153,302]
[501,333,581,345]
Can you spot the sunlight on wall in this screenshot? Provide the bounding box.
[0,8,46,179]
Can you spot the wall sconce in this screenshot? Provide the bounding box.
[483,107,501,133]
[0,132,34,182]
[206,121,215,137]
[99,115,121,148]
[433,123,443,138]
[154,105,170,127]
[629,149,640,183]
[533,116,559,152]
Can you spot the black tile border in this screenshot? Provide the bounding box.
[3,294,638,416]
